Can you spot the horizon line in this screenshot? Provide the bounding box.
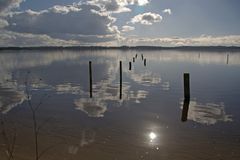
[1,45,240,51]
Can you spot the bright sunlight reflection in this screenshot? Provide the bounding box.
[149,132,157,142]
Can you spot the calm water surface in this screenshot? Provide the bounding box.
[0,49,240,160]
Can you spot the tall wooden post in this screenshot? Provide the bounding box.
[184,73,190,100]
[120,61,122,99]
[227,54,229,65]
[89,61,93,98]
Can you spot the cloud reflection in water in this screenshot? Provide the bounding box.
[68,129,96,155]
[0,77,27,114]
[74,98,107,118]
[180,99,233,125]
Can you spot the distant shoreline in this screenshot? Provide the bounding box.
[0,46,240,52]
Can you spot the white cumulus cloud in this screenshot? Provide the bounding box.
[122,25,135,32]
[87,0,149,13]
[163,8,171,15]
[0,19,8,28]
[130,12,162,25]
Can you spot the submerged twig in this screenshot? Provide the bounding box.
[24,71,51,160]
[0,116,17,160]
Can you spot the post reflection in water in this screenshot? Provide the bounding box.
[181,98,190,122]
[182,73,190,122]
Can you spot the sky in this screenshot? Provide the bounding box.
[0,0,240,47]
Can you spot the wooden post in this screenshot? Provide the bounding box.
[227,54,229,65]
[183,73,190,100]
[120,61,122,99]
[144,59,146,66]
[129,62,132,70]
[135,54,138,58]
[89,61,93,98]
[141,54,143,60]
[133,57,135,62]
[181,98,190,122]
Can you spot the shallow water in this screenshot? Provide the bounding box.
[0,49,240,160]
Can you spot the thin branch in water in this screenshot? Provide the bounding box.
[0,116,17,160]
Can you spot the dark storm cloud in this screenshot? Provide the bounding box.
[6,4,117,35]
[0,0,23,13]
[3,3,120,43]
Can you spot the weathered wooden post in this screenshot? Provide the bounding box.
[129,61,132,70]
[133,57,135,62]
[227,54,229,65]
[141,54,144,60]
[89,61,93,98]
[135,54,138,58]
[183,73,190,100]
[144,59,146,66]
[120,61,122,99]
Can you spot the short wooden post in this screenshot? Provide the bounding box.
[141,54,143,60]
[135,54,138,58]
[89,61,93,98]
[133,57,135,62]
[144,59,146,66]
[183,73,190,100]
[129,62,132,70]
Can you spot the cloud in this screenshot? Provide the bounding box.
[88,0,149,13]
[162,8,171,15]
[0,0,23,14]
[130,12,162,25]
[122,35,240,47]
[0,30,79,47]
[6,4,118,35]
[88,0,130,13]
[122,25,135,32]
[1,3,121,44]
[0,19,8,28]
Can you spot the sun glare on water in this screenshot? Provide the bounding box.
[149,132,157,142]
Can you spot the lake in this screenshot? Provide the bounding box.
[0,49,240,160]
